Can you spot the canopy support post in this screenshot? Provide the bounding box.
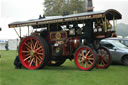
[104,16,107,32]
[13,28,21,39]
[28,26,29,36]
[19,27,21,38]
[113,16,116,31]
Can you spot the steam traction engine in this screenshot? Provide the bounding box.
[9,9,122,71]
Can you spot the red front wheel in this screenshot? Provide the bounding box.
[96,47,111,69]
[74,46,97,71]
[19,35,49,70]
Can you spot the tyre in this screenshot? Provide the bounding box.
[48,58,66,66]
[96,47,111,69]
[122,56,128,66]
[14,56,22,69]
[74,46,97,71]
[19,35,49,70]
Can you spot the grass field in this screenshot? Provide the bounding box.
[0,50,128,85]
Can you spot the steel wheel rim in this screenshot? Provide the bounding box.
[96,47,111,68]
[75,47,95,70]
[123,56,128,65]
[19,36,44,69]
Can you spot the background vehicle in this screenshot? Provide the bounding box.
[8,9,122,71]
[0,27,2,57]
[101,39,128,65]
[104,38,128,47]
[122,39,128,47]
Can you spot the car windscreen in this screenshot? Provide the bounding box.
[123,40,128,47]
[110,40,127,48]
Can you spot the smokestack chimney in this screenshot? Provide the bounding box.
[87,0,94,12]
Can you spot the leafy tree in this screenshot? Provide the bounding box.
[44,0,87,16]
[116,23,128,37]
[44,0,64,16]
[68,0,86,14]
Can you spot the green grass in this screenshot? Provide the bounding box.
[0,50,128,85]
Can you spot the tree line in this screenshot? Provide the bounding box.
[43,0,87,16]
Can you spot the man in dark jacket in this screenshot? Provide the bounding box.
[0,27,1,58]
[81,20,93,46]
[14,56,22,69]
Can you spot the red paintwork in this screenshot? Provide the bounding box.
[96,47,111,68]
[47,31,81,56]
[19,36,44,70]
[74,46,95,71]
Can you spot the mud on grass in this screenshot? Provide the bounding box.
[0,50,128,85]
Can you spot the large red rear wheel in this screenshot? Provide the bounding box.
[74,46,97,71]
[96,47,111,69]
[19,35,49,70]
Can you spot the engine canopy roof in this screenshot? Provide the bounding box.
[8,9,122,28]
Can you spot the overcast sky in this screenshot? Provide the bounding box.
[0,0,128,39]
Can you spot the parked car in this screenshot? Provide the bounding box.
[105,38,128,47]
[118,38,128,47]
[100,38,128,65]
[122,39,128,47]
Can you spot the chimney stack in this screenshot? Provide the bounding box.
[87,0,94,12]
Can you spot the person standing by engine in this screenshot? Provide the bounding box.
[0,27,1,58]
[81,20,94,47]
[5,41,9,51]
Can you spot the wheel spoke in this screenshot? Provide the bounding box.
[25,53,30,57]
[101,60,105,65]
[97,60,100,64]
[37,50,44,54]
[34,41,38,49]
[24,56,31,61]
[39,55,43,60]
[104,54,109,59]
[29,58,34,67]
[85,51,90,57]
[79,52,82,57]
[24,42,31,49]
[27,57,32,63]
[85,61,89,67]
[84,61,87,68]
[98,50,100,55]
[36,57,38,66]
[101,49,104,54]
[30,39,34,49]
[88,60,93,64]
[35,55,42,62]
[36,46,43,51]
[88,54,93,58]
[25,46,31,51]
[103,58,108,64]
[102,52,107,57]
[22,51,30,53]
[30,42,33,50]
[37,53,44,56]
[81,59,84,65]
[78,56,82,60]
[82,51,85,58]
[88,58,94,60]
